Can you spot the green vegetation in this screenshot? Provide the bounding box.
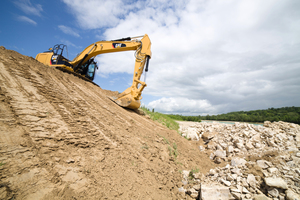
[190,167,200,174]
[0,162,5,167]
[145,106,299,124]
[167,143,178,159]
[200,107,300,124]
[189,167,200,180]
[187,167,200,184]
[140,106,179,130]
[157,133,179,160]
[161,135,170,145]
[168,142,178,159]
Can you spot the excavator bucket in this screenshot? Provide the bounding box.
[109,94,141,110]
[109,76,147,110]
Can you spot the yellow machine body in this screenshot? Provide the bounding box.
[35,35,152,110]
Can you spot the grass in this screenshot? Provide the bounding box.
[141,107,181,161]
[0,162,5,167]
[168,142,179,159]
[141,144,149,149]
[140,106,179,131]
[161,135,170,144]
[189,167,200,180]
[157,133,179,160]
[191,167,200,174]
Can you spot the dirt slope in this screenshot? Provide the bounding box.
[0,47,218,200]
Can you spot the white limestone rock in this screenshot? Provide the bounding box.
[264,177,288,189]
[230,187,241,194]
[200,184,235,200]
[207,142,216,150]
[246,174,256,187]
[241,178,249,187]
[264,121,272,127]
[235,142,244,149]
[231,192,241,200]
[215,150,226,159]
[186,188,199,199]
[253,194,270,200]
[185,127,200,141]
[231,168,242,176]
[178,187,186,193]
[231,174,238,180]
[285,189,300,200]
[245,141,254,150]
[296,132,300,148]
[267,167,278,174]
[242,187,250,194]
[182,170,190,181]
[227,174,234,181]
[254,142,262,148]
[268,188,279,197]
[202,131,218,141]
[220,179,231,187]
[231,157,247,167]
[193,184,201,191]
[226,145,234,153]
[256,160,270,169]
[220,142,228,149]
[198,145,205,151]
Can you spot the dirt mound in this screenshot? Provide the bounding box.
[0,47,217,200]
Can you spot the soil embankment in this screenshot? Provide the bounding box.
[0,47,217,200]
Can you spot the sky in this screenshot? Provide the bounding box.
[1,0,300,115]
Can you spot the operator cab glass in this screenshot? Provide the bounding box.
[87,63,95,79]
[80,59,97,81]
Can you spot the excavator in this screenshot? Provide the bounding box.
[35,34,151,110]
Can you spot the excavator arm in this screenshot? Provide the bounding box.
[35,34,152,110]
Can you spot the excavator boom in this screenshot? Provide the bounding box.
[35,34,152,110]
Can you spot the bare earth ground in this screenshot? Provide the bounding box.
[0,47,218,200]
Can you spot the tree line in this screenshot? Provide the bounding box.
[166,107,300,124]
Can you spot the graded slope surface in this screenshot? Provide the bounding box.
[0,47,217,200]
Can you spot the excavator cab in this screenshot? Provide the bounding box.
[36,44,98,81]
[51,44,98,81]
[78,59,98,81]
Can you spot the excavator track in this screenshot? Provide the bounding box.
[55,66,100,87]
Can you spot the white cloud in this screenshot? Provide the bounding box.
[17,15,37,25]
[63,0,300,115]
[95,51,136,74]
[148,97,218,115]
[14,0,43,16]
[58,25,80,37]
[61,0,130,29]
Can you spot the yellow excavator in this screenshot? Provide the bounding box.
[35,34,151,110]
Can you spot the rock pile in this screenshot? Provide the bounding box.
[179,121,300,200]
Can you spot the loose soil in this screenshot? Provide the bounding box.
[0,47,218,200]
